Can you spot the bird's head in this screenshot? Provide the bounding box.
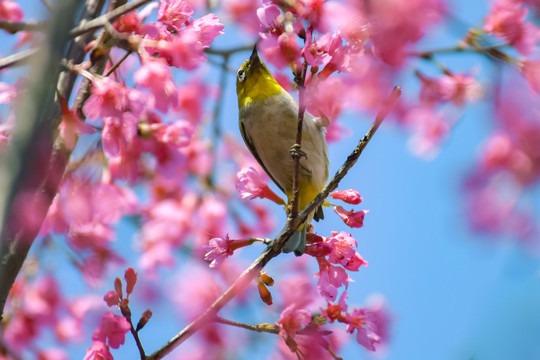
[236,47,284,109]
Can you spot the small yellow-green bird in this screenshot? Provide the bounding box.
[236,47,329,255]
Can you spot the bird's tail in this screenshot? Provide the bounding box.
[283,224,307,256]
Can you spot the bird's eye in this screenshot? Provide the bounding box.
[237,68,246,82]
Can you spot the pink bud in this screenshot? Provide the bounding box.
[124,268,138,296]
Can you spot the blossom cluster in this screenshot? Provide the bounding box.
[83,268,148,360]
[3,275,106,360]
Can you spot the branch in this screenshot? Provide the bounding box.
[0,48,38,70]
[146,87,401,360]
[0,0,80,320]
[215,316,332,337]
[205,44,255,57]
[0,0,106,320]
[0,20,47,33]
[69,0,154,38]
[289,60,309,218]
[75,0,127,117]
[120,305,147,359]
[215,317,279,334]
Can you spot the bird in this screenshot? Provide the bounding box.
[236,47,329,256]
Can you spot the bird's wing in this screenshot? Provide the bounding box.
[239,119,286,194]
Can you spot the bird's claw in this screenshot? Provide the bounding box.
[289,144,307,159]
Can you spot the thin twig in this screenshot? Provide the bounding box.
[41,0,53,12]
[70,0,154,38]
[289,60,309,218]
[205,44,255,57]
[411,43,511,62]
[75,0,127,117]
[123,307,147,359]
[0,48,38,70]
[207,54,230,186]
[215,316,333,336]
[146,87,401,360]
[104,50,133,77]
[215,317,279,334]
[0,20,47,33]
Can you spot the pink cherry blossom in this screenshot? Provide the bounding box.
[155,120,193,148]
[108,139,144,184]
[315,258,351,301]
[480,133,533,182]
[484,1,540,55]
[203,235,234,268]
[83,78,129,120]
[22,276,61,326]
[303,32,333,68]
[139,198,193,270]
[368,0,445,66]
[438,73,481,106]
[405,106,450,159]
[0,82,17,104]
[305,76,345,132]
[158,0,193,30]
[195,195,228,251]
[334,206,368,228]
[175,78,215,124]
[104,291,119,307]
[190,13,225,47]
[346,308,381,351]
[278,271,321,310]
[172,263,223,319]
[83,341,114,360]
[344,54,394,113]
[92,312,131,349]
[158,29,205,70]
[256,3,281,31]
[235,202,276,238]
[114,11,143,34]
[134,58,179,113]
[276,305,311,340]
[259,31,302,70]
[256,4,304,69]
[319,1,368,45]
[139,241,176,273]
[114,2,158,34]
[223,0,262,32]
[59,177,137,228]
[0,0,23,22]
[58,95,95,150]
[326,231,368,271]
[418,74,444,105]
[365,294,392,346]
[101,113,138,158]
[274,329,345,360]
[4,312,38,351]
[235,166,286,204]
[37,348,69,360]
[3,276,63,351]
[521,60,540,94]
[330,189,363,204]
[322,290,348,323]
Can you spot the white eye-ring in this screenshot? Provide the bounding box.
[237,68,246,82]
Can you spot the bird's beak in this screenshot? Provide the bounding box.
[250,46,259,63]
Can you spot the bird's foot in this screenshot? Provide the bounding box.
[289,144,307,159]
